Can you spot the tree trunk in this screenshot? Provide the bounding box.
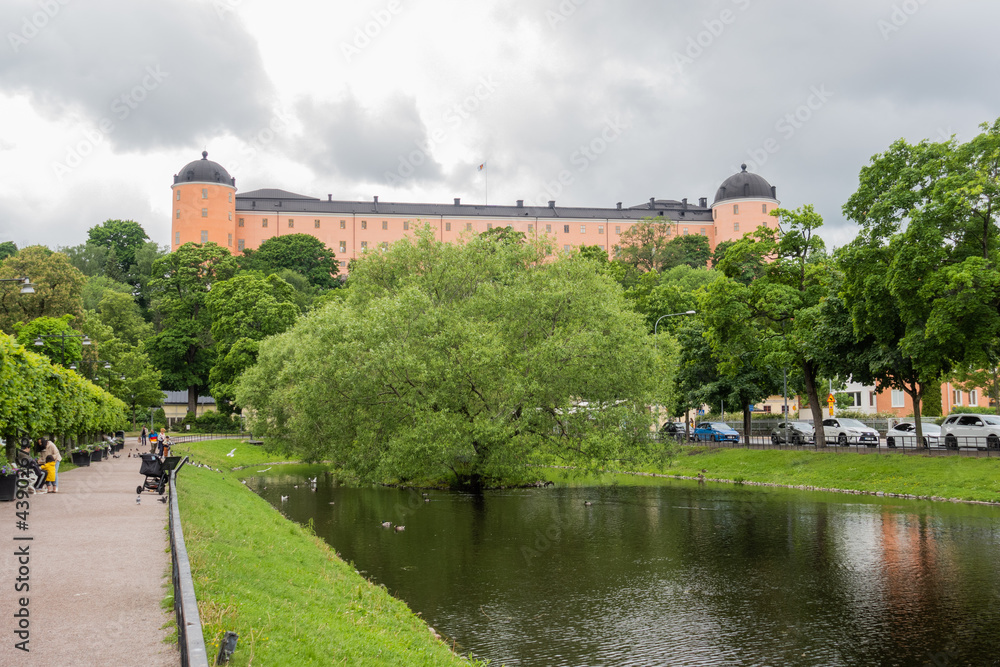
[907,382,924,447]
[802,362,826,447]
[742,406,752,446]
[187,386,198,417]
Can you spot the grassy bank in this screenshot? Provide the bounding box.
[174,438,474,666]
[616,447,1000,503]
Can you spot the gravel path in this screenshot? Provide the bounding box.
[0,447,178,666]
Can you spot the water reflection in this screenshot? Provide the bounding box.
[252,473,1000,666]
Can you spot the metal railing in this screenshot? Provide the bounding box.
[168,457,210,667]
[657,432,1000,457]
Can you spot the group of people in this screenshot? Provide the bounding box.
[139,426,171,457]
[14,438,62,494]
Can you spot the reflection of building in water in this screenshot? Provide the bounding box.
[877,511,945,644]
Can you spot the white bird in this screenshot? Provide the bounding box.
[257,467,272,472]
[280,495,289,502]
[226,448,237,457]
[394,525,405,531]
[381,521,392,528]
[308,477,317,484]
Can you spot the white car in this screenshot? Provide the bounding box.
[822,418,880,447]
[885,422,941,448]
[940,414,1000,450]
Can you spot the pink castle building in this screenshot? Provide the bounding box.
[171,152,780,268]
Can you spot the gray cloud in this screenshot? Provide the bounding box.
[0,0,275,151]
[293,93,444,186]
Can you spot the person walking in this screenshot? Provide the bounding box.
[156,428,167,457]
[41,438,62,493]
[141,425,148,449]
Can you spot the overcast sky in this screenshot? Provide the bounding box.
[1,0,997,251]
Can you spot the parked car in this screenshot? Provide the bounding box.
[940,414,1000,450]
[692,422,740,443]
[660,422,685,441]
[822,418,880,446]
[770,421,815,445]
[885,422,942,448]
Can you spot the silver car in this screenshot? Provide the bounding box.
[885,422,941,448]
[770,421,814,445]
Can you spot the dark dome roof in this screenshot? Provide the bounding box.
[173,151,235,186]
[713,164,775,204]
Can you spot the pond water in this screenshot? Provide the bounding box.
[251,470,1000,666]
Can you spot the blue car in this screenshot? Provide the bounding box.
[692,422,740,443]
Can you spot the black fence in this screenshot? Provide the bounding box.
[657,432,1000,458]
[167,458,210,667]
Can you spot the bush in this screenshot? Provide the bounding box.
[176,411,240,433]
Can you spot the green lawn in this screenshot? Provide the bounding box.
[174,439,476,666]
[620,447,1000,503]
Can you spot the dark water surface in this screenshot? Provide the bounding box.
[252,471,1000,666]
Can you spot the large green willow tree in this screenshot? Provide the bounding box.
[237,227,658,489]
[842,118,1000,440]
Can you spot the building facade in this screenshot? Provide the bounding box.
[171,152,780,266]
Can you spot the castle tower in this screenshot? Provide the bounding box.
[170,152,237,252]
[711,164,779,246]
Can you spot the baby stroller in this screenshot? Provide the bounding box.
[136,454,181,495]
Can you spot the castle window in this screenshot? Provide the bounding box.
[762,204,767,214]
[403,221,409,231]
[174,232,180,245]
[733,204,739,215]
[339,241,346,253]
[580,225,586,234]
[262,218,268,228]
[340,220,346,229]
[380,242,388,251]
[599,245,605,251]
[563,224,570,233]
[238,239,245,251]
[361,241,368,250]
[227,233,232,247]
[228,212,232,221]
[175,190,180,201]
[201,208,208,217]
[288,219,294,228]
[445,222,451,231]
[734,222,740,232]
[713,209,717,220]
[598,225,604,235]
[361,220,367,230]
[466,223,472,231]
[202,188,208,199]
[238,218,245,227]
[201,230,208,243]
[615,226,621,235]
[528,224,534,233]
[175,209,180,219]
[314,219,320,228]
[382,220,388,230]
[487,223,493,230]
[546,224,552,233]
[229,193,232,203]
[701,228,706,235]
[684,228,689,235]
[564,245,571,252]
[339,261,346,267]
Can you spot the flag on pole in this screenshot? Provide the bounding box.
[478,163,485,171]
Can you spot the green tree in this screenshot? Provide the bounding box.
[205,273,299,414]
[0,242,17,261]
[706,206,835,444]
[0,246,85,333]
[87,219,150,275]
[81,275,133,311]
[614,220,676,272]
[60,242,111,277]
[663,234,712,269]
[14,315,85,367]
[126,241,169,318]
[237,227,658,489]
[240,234,339,289]
[95,291,154,347]
[147,243,237,415]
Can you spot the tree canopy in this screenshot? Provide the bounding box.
[87,219,150,276]
[239,234,340,290]
[237,227,658,489]
[0,246,85,334]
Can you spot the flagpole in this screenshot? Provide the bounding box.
[485,163,488,206]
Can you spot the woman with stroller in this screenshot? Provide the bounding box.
[39,438,61,493]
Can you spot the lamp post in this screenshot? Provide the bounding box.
[34,332,91,367]
[0,277,34,294]
[652,310,697,439]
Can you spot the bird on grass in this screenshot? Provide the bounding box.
[381,521,392,528]
[395,525,405,531]
[226,448,237,457]
[584,501,593,506]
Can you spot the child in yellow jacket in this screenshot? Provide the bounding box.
[39,455,57,493]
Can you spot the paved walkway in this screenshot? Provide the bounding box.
[0,446,178,666]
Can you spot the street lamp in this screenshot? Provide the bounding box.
[0,276,34,294]
[34,332,91,366]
